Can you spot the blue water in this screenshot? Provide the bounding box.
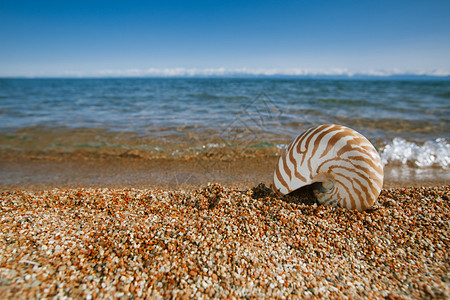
[0,78,449,168]
[1,78,449,139]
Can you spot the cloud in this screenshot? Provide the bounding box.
[13,68,450,78]
[91,67,353,77]
[93,68,450,77]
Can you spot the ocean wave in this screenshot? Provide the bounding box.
[272,138,450,169]
[381,138,449,168]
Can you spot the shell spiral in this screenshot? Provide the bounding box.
[273,124,383,211]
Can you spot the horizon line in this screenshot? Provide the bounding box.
[1,67,450,79]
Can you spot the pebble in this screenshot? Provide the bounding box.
[0,184,449,298]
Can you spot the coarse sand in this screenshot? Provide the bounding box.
[1,184,448,299]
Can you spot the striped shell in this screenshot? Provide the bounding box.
[273,124,383,211]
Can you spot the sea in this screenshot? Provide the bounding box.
[0,77,449,182]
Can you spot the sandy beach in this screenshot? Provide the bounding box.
[0,153,449,299]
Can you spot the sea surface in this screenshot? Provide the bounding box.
[0,78,449,171]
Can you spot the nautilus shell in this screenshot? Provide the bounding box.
[273,124,383,211]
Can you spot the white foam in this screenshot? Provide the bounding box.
[381,138,449,168]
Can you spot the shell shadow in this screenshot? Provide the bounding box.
[285,184,319,206]
[251,183,380,214]
[251,183,318,206]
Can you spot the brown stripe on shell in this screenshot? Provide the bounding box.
[275,161,289,192]
[281,150,292,181]
[318,127,350,159]
[332,176,356,209]
[307,126,343,176]
[329,166,373,208]
[346,154,383,176]
[285,148,308,184]
[333,172,360,209]
[317,155,382,190]
[297,125,333,167]
[319,158,381,206]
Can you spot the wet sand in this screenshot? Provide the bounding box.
[1,153,449,192]
[1,125,449,191]
[0,155,277,191]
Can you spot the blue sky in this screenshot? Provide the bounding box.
[1,0,450,77]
